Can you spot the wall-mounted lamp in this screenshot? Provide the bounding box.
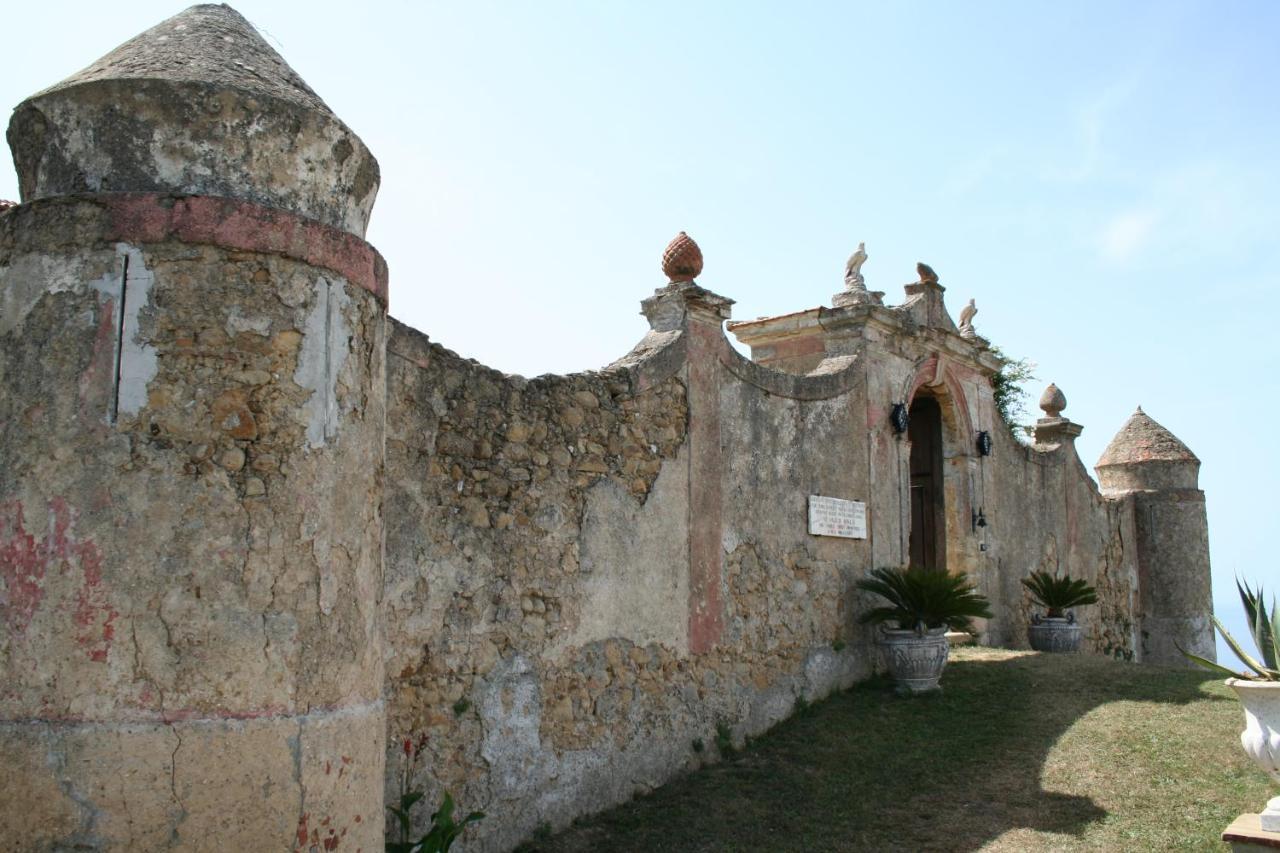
[972,507,988,531]
[976,430,992,456]
[890,402,910,434]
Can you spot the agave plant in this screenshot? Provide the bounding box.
[856,566,993,633]
[1021,571,1098,618]
[1182,579,1279,682]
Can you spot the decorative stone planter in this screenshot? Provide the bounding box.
[880,627,949,694]
[1226,679,1280,832]
[1028,613,1082,653]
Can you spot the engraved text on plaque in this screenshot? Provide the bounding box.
[807,495,867,539]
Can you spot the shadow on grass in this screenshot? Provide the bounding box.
[527,650,1227,853]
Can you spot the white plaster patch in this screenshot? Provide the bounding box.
[478,655,552,796]
[0,252,113,336]
[294,276,351,449]
[803,647,839,698]
[113,244,159,419]
[384,556,463,675]
[746,682,800,736]
[564,449,689,654]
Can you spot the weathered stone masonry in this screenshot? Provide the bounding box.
[0,5,1215,851]
[2,7,387,851]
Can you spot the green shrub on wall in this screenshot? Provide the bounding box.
[988,345,1037,438]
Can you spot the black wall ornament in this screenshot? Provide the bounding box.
[890,402,909,434]
[976,430,992,456]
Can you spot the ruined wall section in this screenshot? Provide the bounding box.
[384,320,698,851]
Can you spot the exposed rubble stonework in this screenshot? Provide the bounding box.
[0,6,1214,852]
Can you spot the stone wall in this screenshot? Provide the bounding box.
[383,311,869,851]
[379,282,1148,850]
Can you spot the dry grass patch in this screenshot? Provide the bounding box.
[526,648,1274,852]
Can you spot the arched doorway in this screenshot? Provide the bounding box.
[908,395,946,571]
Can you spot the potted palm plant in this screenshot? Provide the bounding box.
[1182,579,1280,831]
[1022,571,1099,653]
[856,566,993,694]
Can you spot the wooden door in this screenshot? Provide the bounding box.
[908,396,945,571]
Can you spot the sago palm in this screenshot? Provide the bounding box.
[856,566,993,633]
[1021,571,1098,618]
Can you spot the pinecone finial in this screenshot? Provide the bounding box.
[661,232,703,283]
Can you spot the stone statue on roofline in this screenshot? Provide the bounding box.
[958,298,978,339]
[844,241,868,289]
[834,241,884,308]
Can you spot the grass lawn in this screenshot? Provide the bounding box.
[525,648,1276,852]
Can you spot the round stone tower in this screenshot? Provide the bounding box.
[1,6,386,849]
[1096,408,1214,666]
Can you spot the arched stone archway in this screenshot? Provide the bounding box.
[902,356,978,577]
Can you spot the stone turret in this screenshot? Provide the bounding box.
[7,3,379,236]
[1,6,386,849]
[1097,406,1200,493]
[1097,408,1214,666]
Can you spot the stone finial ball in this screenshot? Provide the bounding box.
[1039,383,1067,418]
[662,232,703,283]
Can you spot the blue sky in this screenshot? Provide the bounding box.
[3,1,1277,663]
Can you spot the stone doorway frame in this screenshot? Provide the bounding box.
[900,355,976,576]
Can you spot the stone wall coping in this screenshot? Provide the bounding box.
[390,309,863,403]
[728,300,1000,376]
[0,193,389,307]
[725,306,823,338]
[718,338,861,400]
[389,318,688,398]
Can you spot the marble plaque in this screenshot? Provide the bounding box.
[807,495,867,539]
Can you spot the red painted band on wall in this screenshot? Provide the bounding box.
[5,193,390,308]
[687,316,725,654]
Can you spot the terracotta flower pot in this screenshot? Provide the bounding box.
[1028,613,1082,653]
[1226,679,1280,831]
[879,626,949,694]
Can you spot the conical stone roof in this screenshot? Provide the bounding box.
[36,5,334,116]
[7,4,379,236]
[1097,407,1198,467]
